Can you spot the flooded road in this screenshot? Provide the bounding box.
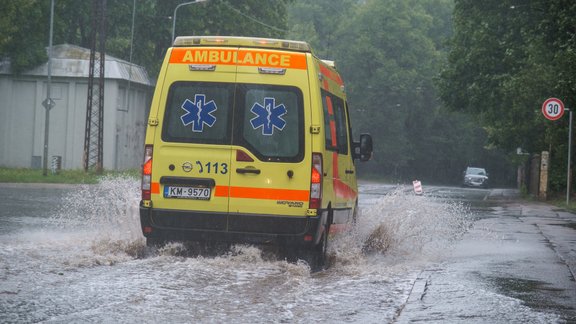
[1,179,574,323]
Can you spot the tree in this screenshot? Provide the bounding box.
[332,0,465,182]
[0,0,50,73]
[287,0,357,59]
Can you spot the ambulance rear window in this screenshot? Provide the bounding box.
[162,82,234,144]
[236,84,304,162]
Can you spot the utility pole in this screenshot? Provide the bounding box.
[42,0,55,176]
[83,0,107,173]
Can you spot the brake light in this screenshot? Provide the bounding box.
[142,145,153,200]
[309,153,323,209]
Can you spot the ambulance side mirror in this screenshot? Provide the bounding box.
[353,133,373,161]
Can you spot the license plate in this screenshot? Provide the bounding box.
[163,186,211,200]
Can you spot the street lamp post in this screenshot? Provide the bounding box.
[171,0,208,44]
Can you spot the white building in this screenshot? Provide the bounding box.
[0,44,153,170]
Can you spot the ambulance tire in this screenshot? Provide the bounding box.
[352,201,359,226]
[316,231,329,269]
[280,234,327,271]
[304,224,330,272]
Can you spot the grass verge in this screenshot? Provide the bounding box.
[548,198,576,213]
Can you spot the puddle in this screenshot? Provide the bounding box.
[490,276,575,320]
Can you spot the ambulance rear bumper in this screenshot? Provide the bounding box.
[139,203,326,246]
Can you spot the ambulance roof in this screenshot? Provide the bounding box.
[173,36,312,53]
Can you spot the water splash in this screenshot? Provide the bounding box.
[330,187,473,270]
[41,181,471,272]
[53,175,141,237]
[138,185,472,273]
[44,175,147,265]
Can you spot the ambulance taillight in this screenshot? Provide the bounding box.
[309,153,323,209]
[142,145,153,200]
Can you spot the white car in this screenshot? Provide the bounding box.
[463,167,489,188]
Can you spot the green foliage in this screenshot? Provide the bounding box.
[287,0,357,58]
[0,0,49,73]
[335,0,447,181]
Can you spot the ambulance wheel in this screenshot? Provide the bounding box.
[352,201,359,226]
[316,231,329,269]
[304,227,329,272]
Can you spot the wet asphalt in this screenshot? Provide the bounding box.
[396,188,576,323]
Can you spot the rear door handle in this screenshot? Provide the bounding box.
[236,167,261,175]
[345,169,354,174]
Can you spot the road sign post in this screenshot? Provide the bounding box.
[542,98,571,205]
[567,108,572,205]
[43,0,55,177]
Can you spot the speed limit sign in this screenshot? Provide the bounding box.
[542,97,565,120]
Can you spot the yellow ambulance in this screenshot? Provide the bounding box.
[139,36,372,269]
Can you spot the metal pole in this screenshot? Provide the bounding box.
[567,109,573,205]
[127,0,135,110]
[43,0,55,176]
[171,0,208,44]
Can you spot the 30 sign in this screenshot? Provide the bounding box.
[542,97,565,121]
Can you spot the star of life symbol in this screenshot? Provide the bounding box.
[180,94,217,132]
[250,97,287,136]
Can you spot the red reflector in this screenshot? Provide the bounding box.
[143,226,153,234]
[236,150,254,162]
[304,234,313,242]
[309,198,320,209]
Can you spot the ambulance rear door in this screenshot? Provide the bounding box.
[151,47,238,216]
[228,48,312,218]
